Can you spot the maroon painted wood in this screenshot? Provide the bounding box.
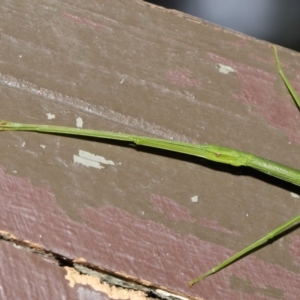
[0,0,299,299]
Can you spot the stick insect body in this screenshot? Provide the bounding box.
[0,46,299,286]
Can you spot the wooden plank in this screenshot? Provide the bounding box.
[0,238,80,299]
[0,0,299,299]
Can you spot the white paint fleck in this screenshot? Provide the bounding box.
[246,213,249,217]
[191,195,198,203]
[79,150,115,165]
[73,150,115,169]
[21,141,26,147]
[218,64,235,74]
[76,117,83,128]
[13,170,17,174]
[120,78,125,84]
[291,192,300,198]
[46,113,55,120]
[13,244,23,249]
[155,289,188,300]
[40,145,46,149]
[74,155,104,169]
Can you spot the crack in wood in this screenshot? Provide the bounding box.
[0,230,201,300]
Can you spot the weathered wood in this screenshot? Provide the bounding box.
[0,0,299,299]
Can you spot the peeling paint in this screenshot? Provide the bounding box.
[46,113,55,120]
[155,289,189,300]
[73,150,115,169]
[73,155,104,169]
[218,64,235,74]
[1,167,298,299]
[64,267,149,300]
[190,195,198,203]
[0,227,195,300]
[76,117,83,128]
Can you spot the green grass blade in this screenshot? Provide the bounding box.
[188,214,300,286]
[2,120,300,185]
[273,45,300,109]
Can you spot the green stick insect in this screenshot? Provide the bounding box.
[0,46,299,286]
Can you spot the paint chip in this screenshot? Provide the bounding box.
[291,192,300,198]
[218,64,235,74]
[76,117,83,128]
[191,195,198,203]
[64,267,148,299]
[73,150,115,169]
[40,145,46,149]
[155,289,188,300]
[46,113,55,120]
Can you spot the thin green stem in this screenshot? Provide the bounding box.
[1,120,300,185]
[273,45,300,109]
[188,214,300,286]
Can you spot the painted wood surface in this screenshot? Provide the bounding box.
[0,0,299,299]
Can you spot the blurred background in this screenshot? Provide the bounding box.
[144,0,300,52]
